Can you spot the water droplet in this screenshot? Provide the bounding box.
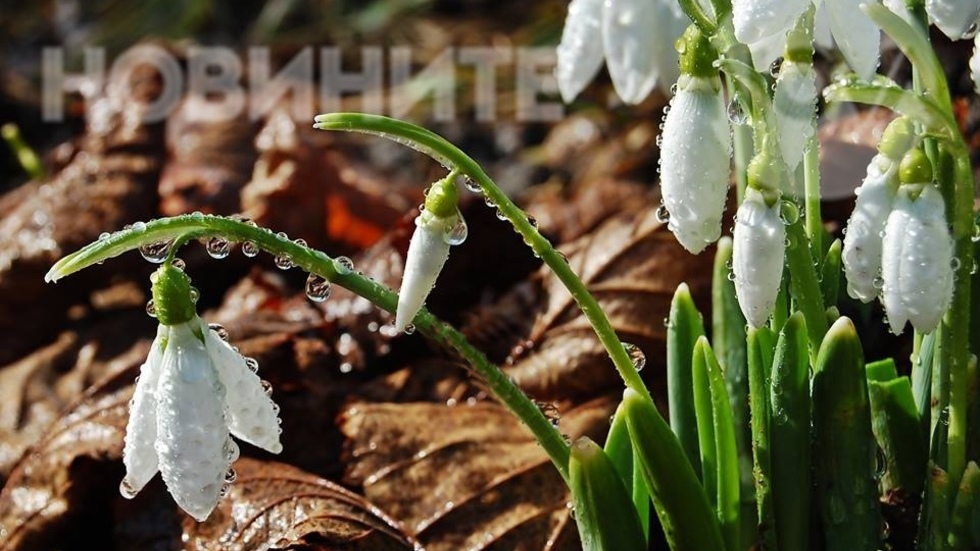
[242,241,259,257]
[962,21,979,39]
[139,240,172,263]
[294,238,307,248]
[971,225,980,242]
[275,253,294,270]
[728,271,737,281]
[622,342,646,371]
[526,215,538,229]
[464,178,482,194]
[769,57,783,78]
[132,221,146,232]
[655,204,670,223]
[206,237,232,259]
[536,401,561,428]
[98,231,111,241]
[146,300,156,318]
[950,257,962,271]
[495,208,507,221]
[873,276,885,289]
[444,219,468,245]
[566,501,576,519]
[224,439,240,462]
[223,467,237,484]
[779,201,800,225]
[335,256,354,274]
[305,273,332,302]
[260,379,273,396]
[209,323,229,341]
[189,287,200,303]
[484,196,495,208]
[874,445,887,480]
[245,357,259,373]
[119,479,138,499]
[172,258,186,270]
[404,323,416,335]
[219,484,230,498]
[727,95,748,125]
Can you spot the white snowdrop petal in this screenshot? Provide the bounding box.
[926,0,980,40]
[733,0,808,70]
[893,186,954,333]
[842,157,897,302]
[155,321,230,522]
[971,33,980,94]
[556,0,606,102]
[881,199,911,334]
[651,0,690,93]
[813,2,836,50]
[773,62,817,172]
[603,0,659,104]
[733,189,786,328]
[206,323,282,454]
[121,324,168,496]
[825,0,880,79]
[396,217,452,332]
[660,79,732,254]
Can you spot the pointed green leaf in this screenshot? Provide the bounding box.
[820,239,841,308]
[570,437,647,551]
[669,283,706,475]
[747,326,776,549]
[623,389,725,551]
[605,402,650,540]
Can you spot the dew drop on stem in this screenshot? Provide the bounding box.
[245,357,259,373]
[305,273,332,302]
[206,237,232,259]
[275,254,294,270]
[335,256,354,274]
[622,342,646,371]
[241,241,259,258]
[139,240,173,263]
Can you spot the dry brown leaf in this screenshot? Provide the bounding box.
[507,205,714,401]
[184,458,418,551]
[341,396,616,551]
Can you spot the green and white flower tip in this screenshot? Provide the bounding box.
[972,32,980,94]
[659,25,731,254]
[734,0,879,79]
[556,0,688,104]
[924,0,980,40]
[733,161,785,329]
[122,264,282,521]
[881,152,953,335]
[842,117,916,303]
[395,174,467,333]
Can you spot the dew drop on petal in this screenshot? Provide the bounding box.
[873,276,885,289]
[146,300,156,318]
[209,323,229,341]
[622,342,646,371]
[655,204,670,223]
[119,479,138,499]
[206,237,232,259]
[242,241,259,257]
[951,257,962,271]
[224,467,237,484]
[245,357,259,373]
[219,485,230,499]
[139,240,172,263]
[260,379,273,396]
[444,219,468,246]
[305,273,332,302]
[335,256,354,274]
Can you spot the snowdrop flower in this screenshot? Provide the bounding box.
[122,264,282,521]
[880,156,954,335]
[925,0,980,40]
[733,161,786,328]
[842,117,915,302]
[395,175,466,332]
[659,26,731,254]
[556,0,688,104]
[772,49,817,173]
[733,0,879,79]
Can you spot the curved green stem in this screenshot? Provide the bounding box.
[314,113,654,406]
[47,214,572,481]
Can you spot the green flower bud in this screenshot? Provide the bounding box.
[424,175,459,219]
[677,24,718,80]
[151,264,196,326]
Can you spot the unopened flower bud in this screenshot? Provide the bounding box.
[881,184,954,334]
[659,27,731,254]
[733,188,786,328]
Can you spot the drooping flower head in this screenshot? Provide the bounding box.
[122,263,282,521]
[395,174,467,332]
[880,150,954,334]
[733,154,786,328]
[842,117,916,302]
[772,21,818,173]
[659,25,732,254]
[556,0,689,104]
